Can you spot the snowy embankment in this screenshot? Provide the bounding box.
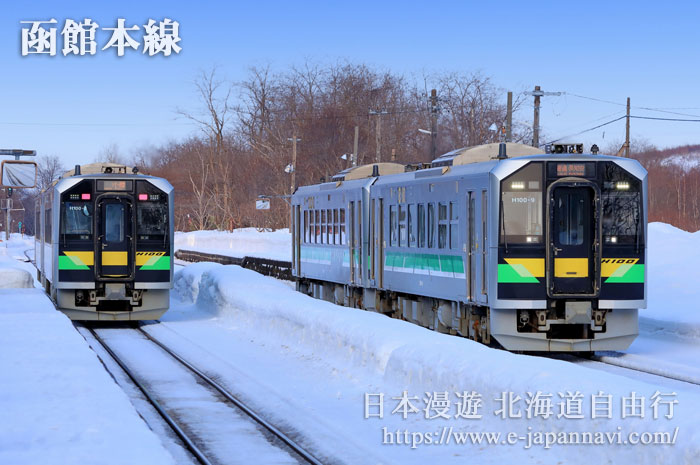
[643,223,700,338]
[175,223,700,340]
[174,263,699,464]
[175,228,290,261]
[0,240,175,465]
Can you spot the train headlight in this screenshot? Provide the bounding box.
[616,182,630,190]
[511,181,525,189]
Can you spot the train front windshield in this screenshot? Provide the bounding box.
[61,202,93,239]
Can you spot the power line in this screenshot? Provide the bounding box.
[565,92,700,118]
[544,115,627,146]
[630,115,700,122]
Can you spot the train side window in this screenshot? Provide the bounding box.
[303,210,308,243]
[325,209,331,244]
[449,201,458,249]
[322,209,327,244]
[332,209,338,245]
[408,204,417,247]
[417,204,425,248]
[427,203,435,248]
[340,208,346,244]
[389,205,397,247]
[438,202,447,249]
[398,205,407,246]
[315,209,320,244]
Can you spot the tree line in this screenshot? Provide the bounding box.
[6,62,700,234]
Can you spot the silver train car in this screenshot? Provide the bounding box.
[35,163,174,320]
[291,143,647,352]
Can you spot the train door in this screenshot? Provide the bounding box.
[378,198,384,288]
[467,191,476,301]
[355,199,362,284]
[293,205,301,276]
[97,197,133,278]
[349,201,355,283]
[370,198,375,284]
[548,183,598,296]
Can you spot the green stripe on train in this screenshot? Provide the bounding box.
[604,264,644,283]
[58,255,90,270]
[384,251,464,273]
[140,256,171,271]
[497,264,539,283]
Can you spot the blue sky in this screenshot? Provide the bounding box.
[2,0,700,167]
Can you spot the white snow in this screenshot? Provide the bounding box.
[0,236,176,465]
[659,152,700,172]
[175,228,290,261]
[163,262,700,465]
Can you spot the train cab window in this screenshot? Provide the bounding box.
[61,202,93,238]
[500,162,543,244]
[417,204,425,248]
[389,205,397,246]
[137,202,167,239]
[601,163,642,245]
[408,204,417,247]
[428,203,435,248]
[438,202,447,249]
[449,201,458,249]
[340,208,346,244]
[105,204,125,243]
[398,205,407,246]
[556,192,585,245]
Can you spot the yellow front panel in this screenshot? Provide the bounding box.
[554,258,588,278]
[102,251,128,266]
[63,251,94,266]
[504,258,545,277]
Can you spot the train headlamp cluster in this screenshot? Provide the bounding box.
[616,182,630,190]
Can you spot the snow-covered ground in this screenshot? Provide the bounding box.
[154,262,699,464]
[175,228,290,261]
[3,219,700,465]
[659,152,700,172]
[0,237,176,465]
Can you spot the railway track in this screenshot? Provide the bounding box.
[174,249,292,280]
[547,352,700,390]
[79,323,324,465]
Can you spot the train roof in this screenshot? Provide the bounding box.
[431,142,543,167]
[293,144,648,197]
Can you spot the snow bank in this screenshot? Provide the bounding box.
[176,222,700,340]
[175,228,290,261]
[0,289,175,465]
[179,264,699,464]
[0,263,33,288]
[645,222,700,338]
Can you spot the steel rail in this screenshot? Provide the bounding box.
[85,326,215,465]
[137,326,325,465]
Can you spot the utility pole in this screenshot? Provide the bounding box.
[287,134,301,194]
[353,125,359,166]
[369,109,387,163]
[625,97,631,157]
[429,89,439,160]
[506,91,513,142]
[527,86,561,147]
